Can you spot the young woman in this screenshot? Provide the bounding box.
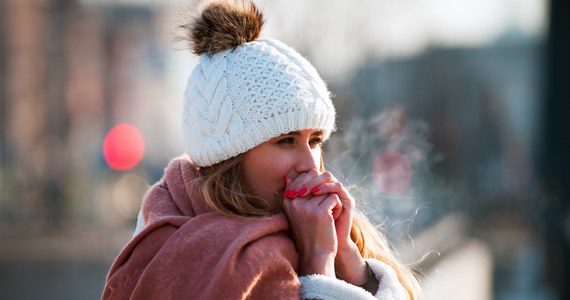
[102,1,421,299]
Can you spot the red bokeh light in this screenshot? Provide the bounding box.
[372,151,412,194]
[103,123,145,170]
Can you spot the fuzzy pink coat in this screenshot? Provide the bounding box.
[102,156,300,299]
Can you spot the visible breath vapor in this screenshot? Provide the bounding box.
[326,103,447,241]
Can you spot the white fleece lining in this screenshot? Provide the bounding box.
[365,259,408,300]
[133,209,145,237]
[299,259,407,300]
[299,274,377,300]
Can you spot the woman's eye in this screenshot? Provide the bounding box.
[277,137,295,144]
[310,138,323,146]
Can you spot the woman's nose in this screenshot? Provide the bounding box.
[294,145,320,173]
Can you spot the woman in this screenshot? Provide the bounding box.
[102,1,421,299]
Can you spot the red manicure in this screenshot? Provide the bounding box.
[285,189,297,198]
[311,187,320,193]
[291,189,298,198]
[298,187,308,196]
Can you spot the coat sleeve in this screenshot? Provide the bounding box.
[298,259,408,300]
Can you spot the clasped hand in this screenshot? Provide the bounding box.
[282,169,368,285]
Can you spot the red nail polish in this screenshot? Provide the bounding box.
[311,187,320,193]
[289,189,297,198]
[298,187,307,196]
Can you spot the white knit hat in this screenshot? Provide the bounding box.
[182,1,336,167]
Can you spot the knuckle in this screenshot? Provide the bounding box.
[329,193,340,201]
[322,171,333,179]
[307,168,320,178]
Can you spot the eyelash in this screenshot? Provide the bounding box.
[311,138,324,146]
[277,138,295,144]
[277,137,323,147]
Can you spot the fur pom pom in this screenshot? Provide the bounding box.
[184,0,264,55]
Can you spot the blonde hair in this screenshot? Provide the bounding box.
[351,212,422,299]
[193,154,421,299]
[193,154,282,217]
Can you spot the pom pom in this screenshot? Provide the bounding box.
[184,0,264,55]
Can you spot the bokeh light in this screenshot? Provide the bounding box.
[112,173,148,220]
[103,123,145,171]
[372,150,412,194]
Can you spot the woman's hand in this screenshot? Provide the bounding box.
[285,169,369,286]
[282,171,341,277]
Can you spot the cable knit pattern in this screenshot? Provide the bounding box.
[183,38,336,166]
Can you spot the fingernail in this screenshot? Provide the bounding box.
[298,187,308,196]
[290,189,298,198]
[311,187,320,193]
[285,189,296,198]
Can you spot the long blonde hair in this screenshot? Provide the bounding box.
[192,154,421,299]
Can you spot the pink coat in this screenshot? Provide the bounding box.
[102,155,300,299]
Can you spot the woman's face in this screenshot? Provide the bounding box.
[242,129,324,200]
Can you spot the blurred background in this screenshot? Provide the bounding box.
[0,0,568,299]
